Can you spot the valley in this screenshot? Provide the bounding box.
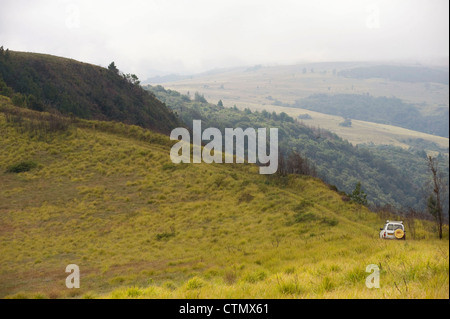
[159,62,449,151]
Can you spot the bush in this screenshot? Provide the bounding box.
[163,281,177,291]
[298,113,312,120]
[319,276,335,292]
[185,277,205,290]
[126,287,142,298]
[6,160,38,173]
[11,93,26,107]
[162,163,178,171]
[194,92,207,103]
[294,212,317,223]
[293,200,313,212]
[292,200,317,223]
[277,279,302,295]
[238,191,254,203]
[155,231,175,241]
[327,184,339,192]
[321,217,339,227]
[243,270,267,283]
[223,270,237,285]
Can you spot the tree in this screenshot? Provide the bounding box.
[339,118,352,127]
[129,74,140,85]
[276,150,316,177]
[194,92,207,103]
[122,73,140,85]
[276,150,287,176]
[27,94,44,111]
[108,61,119,74]
[286,151,311,175]
[217,99,223,107]
[427,156,445,239]
[349,182,367,205]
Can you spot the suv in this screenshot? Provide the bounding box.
[379,220,405,240]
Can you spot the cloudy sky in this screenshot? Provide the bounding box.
[1,0,448,79]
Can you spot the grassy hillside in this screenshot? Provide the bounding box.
[146,85,450,212]
[0,97,448,299]
[0,50,180,134]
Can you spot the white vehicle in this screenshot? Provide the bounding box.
[379,220,405,240]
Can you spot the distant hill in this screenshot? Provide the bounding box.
[338,65,449,85]
[0,49,180,134]
[144,74,193,84]
[292,93,449,138]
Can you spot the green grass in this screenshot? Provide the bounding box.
[0,98,448,299]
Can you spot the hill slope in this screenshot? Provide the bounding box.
[0,50,180,134]
[292,93,449,138]
[338,65,449,85]
[0,98,448,299]
[146,85,450,212]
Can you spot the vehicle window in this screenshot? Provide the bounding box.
[387,224,394,231]
[393,224,403,230]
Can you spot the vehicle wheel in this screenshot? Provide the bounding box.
[394,229,404,239]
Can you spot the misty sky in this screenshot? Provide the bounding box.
[1,0,448,79]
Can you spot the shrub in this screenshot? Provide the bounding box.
[224,270,237,285]
[6,160,38,173]
[238,191,254,203]
[298,113,312,120]
[163,281,177,291]
[319,276,335,292]
[321,217,339,226]
[126,287,142,298]
[243,270,267,283]
[346,267,367,285]
[162,163,177,171]
[155,231,175,241]
[213,175,228,188]
[277,280,302,295]
[185,277,205,290]
[327,184,339,192]
[293,200,314,212]
[294,212,317,223]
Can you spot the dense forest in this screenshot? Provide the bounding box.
[291,93,449,137]
[146,84,449,213]
[0,49,180,134]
